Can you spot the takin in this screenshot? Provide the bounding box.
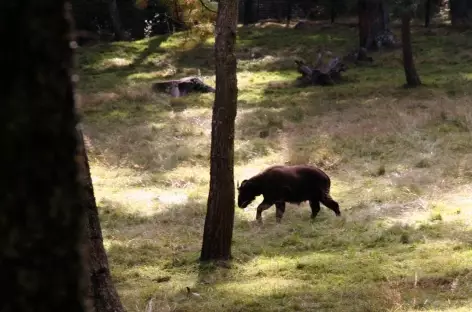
[237,164,341,223]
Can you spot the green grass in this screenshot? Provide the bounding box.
[78,19,472,312]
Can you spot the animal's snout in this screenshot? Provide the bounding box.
[238,200,249,209]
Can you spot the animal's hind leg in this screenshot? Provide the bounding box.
[256,201,272,224]
[275,202,286,223]
[320,193,341,216]
[309,200,321,220]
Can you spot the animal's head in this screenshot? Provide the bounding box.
[236,179,259,209]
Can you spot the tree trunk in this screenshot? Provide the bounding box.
[449,0,470,27]
[358,0,391,50]
[108,0,125,41]
[75,127,126,312]
[425,0,431,27]
[131,4,145,40]
[401,10,421,87]
[286,0,292,27]
[200,0,238,262]
[331,4,337,23]
[0,1,88,311]
[243,0,253,25]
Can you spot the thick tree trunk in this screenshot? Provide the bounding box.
[425,0,431,27]
[200,0,238,262]
[401,11,421,87]
[0,1,88,311]
[108,0,126,41]
[75,128,126,312]
[358,0,391,50]
[449,0,470,27]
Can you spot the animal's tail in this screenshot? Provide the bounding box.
[320,187,341,216]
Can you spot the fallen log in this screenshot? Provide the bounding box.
[151,76,215,97]
[295,51,348,86]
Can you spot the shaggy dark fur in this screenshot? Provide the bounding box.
[237,165,341,223]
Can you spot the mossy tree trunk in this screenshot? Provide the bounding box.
[0,1,88,311]
[401,10,422,87]
[200,0,239,262]
[76,128,126,312]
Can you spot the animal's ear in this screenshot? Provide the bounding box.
[239,179,249,189]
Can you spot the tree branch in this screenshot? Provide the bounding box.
[199,0,217,14]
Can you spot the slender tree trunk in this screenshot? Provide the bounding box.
[243,0,253,25]
[109,0,125,41]
[331,5,337,23]
[200,0,238,262]
[286,0,292,27]
[0,1,88,311]
[401,10,421,87]
[75,128,126,312]
[358,0,390,50]
[425,0,431,27]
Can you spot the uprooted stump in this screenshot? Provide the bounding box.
[151,76,215,97]
[295,53,348,86]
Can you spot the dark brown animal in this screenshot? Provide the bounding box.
[237,165,341,223]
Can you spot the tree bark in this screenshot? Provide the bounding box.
[0,1,88,311]
[75,127,126,312]
[108,0,126,41]
[401,10,421,87]
[425,0,431,27]
[449,0,470,27]
[358,0,390,50]
[200,0,239,262]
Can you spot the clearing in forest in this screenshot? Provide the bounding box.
[78,22,472,312]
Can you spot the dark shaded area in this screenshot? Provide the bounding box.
[71,0,181,45]
[0,1,87,310]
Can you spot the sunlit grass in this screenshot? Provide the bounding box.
[78,21,472,312]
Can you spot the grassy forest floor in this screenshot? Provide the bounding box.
[77,19,472,312]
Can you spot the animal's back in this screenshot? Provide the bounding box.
[255,165,331,201]
[261,165,330,184]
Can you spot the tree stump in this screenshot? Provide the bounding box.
[295,51,348,86]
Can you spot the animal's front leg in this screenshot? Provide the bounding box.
[275,202,286,223]
[256,201,272,224]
